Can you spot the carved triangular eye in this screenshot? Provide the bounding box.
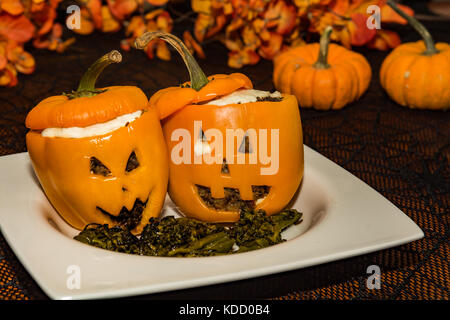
[238,135,252,153]
[126,151,139,172]
[221,158,230,175]
[90,157,111,176]
[198,128,207,141]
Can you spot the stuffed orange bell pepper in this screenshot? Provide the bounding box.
[135,32,304,223]
[26,50,169,234]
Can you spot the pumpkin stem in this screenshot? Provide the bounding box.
[73,50,122,98]
[134,32,209,91]
[313,26,333,69]
[387,0,438,55]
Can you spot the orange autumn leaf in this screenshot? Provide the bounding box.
[145,8,164,21]
[195,12,225,42]
[225,16,244,34]
[144,39,158,59]
[0,13,35,43]
[183,30,205,59]
[228,48,259,69]
[30,1,46,13]
[107,0,138,21]
[56,38,76,53]
[156,40,171,60]
[191,0,212,14]
[380,3,414,24]
[29,0,61,36]
[0,42,7,70]
[87,0,103,29]
[145,0,169,5]
[224,37,243,52]
[1,0,24,15]
[70,7,95,35]
[252,18,265,33]
[295,0,332,15]
[120,39,131,50]
[36,10,56,36]
[130,10,175,61]
[7,45,35,74]
[0,55,6,70]
[125,15,146,37]
[32,23,74,52]
[324,0,347,15]
[205,13,226,38]
[156,11,173,32]
[258,32,283,60]
[101,6,121,33]
[222,1,233,15]
[264,0,296,35]
[241,25,260,51]
[287,28,306,47]
[0,63,18,87]
[349,12,376,46]
[33,23,62,49]
[367,29,401,51]
[276,2,297,35]
[194,13,212,42]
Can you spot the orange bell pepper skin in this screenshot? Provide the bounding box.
[27,107,169,234]
[25,86,149,130]
[162,94,304,223]
[150,73,253,119]
[133,32,304,222]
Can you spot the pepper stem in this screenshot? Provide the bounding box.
[313,26,333,69]
[134,32,209,91]
[74,50,122,98]
[387,0,438,55]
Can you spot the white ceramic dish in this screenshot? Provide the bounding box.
[0,145,423,300]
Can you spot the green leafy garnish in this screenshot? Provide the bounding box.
[74,209,302,257]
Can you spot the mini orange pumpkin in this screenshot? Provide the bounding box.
[26,51,169,234]
[273,26,372,110]
[380,1,450,110]
[135,32,304,223]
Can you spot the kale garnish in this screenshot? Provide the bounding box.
[74,209,302,257]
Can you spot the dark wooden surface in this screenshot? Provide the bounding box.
[0,20,449,300]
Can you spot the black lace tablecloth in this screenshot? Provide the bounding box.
[0,20,448,300]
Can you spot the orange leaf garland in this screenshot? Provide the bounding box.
[1,0,24,15]
[0,13,35,43]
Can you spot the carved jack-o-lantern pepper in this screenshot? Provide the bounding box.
[135,32,303,223]
[26,51,169,234]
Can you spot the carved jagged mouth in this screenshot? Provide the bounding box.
[96,198,148,230]
[196,185,270,211]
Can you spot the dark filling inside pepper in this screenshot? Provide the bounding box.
[256,96,283,102]
[96,198,147,230]
[126,151,140,172]
[196,185,270,211]
[90,157,111,176]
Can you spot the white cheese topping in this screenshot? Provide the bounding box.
[41,110,142,138]
[205,89,282,106]
[255,197,266,205]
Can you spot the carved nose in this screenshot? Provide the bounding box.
[122,187,128,192]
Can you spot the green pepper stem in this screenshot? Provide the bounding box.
[134,31,209,91]
[387,0,438,55]
[313,26,333,69]
[75,50,122,97]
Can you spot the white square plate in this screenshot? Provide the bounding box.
[0,145,423,300]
